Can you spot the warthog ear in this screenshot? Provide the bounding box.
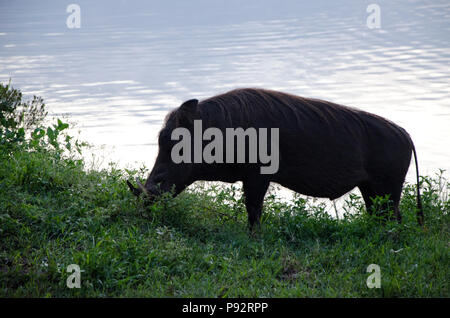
[179,99,198,113]
[177,99,198,127]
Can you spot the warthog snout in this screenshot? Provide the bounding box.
[126,178,160,202]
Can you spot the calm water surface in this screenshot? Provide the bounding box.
[1,0,449,207]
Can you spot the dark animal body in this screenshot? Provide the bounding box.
[127,88,424,229]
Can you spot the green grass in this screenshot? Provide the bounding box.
[0,82,449,297]
[0,138,448,297]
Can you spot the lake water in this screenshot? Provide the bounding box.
[1,0,449,207]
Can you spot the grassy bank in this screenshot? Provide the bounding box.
[1,83,449,297]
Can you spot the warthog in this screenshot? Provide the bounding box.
[127,88,424,230]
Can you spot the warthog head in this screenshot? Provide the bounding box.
[126,99,199,202]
